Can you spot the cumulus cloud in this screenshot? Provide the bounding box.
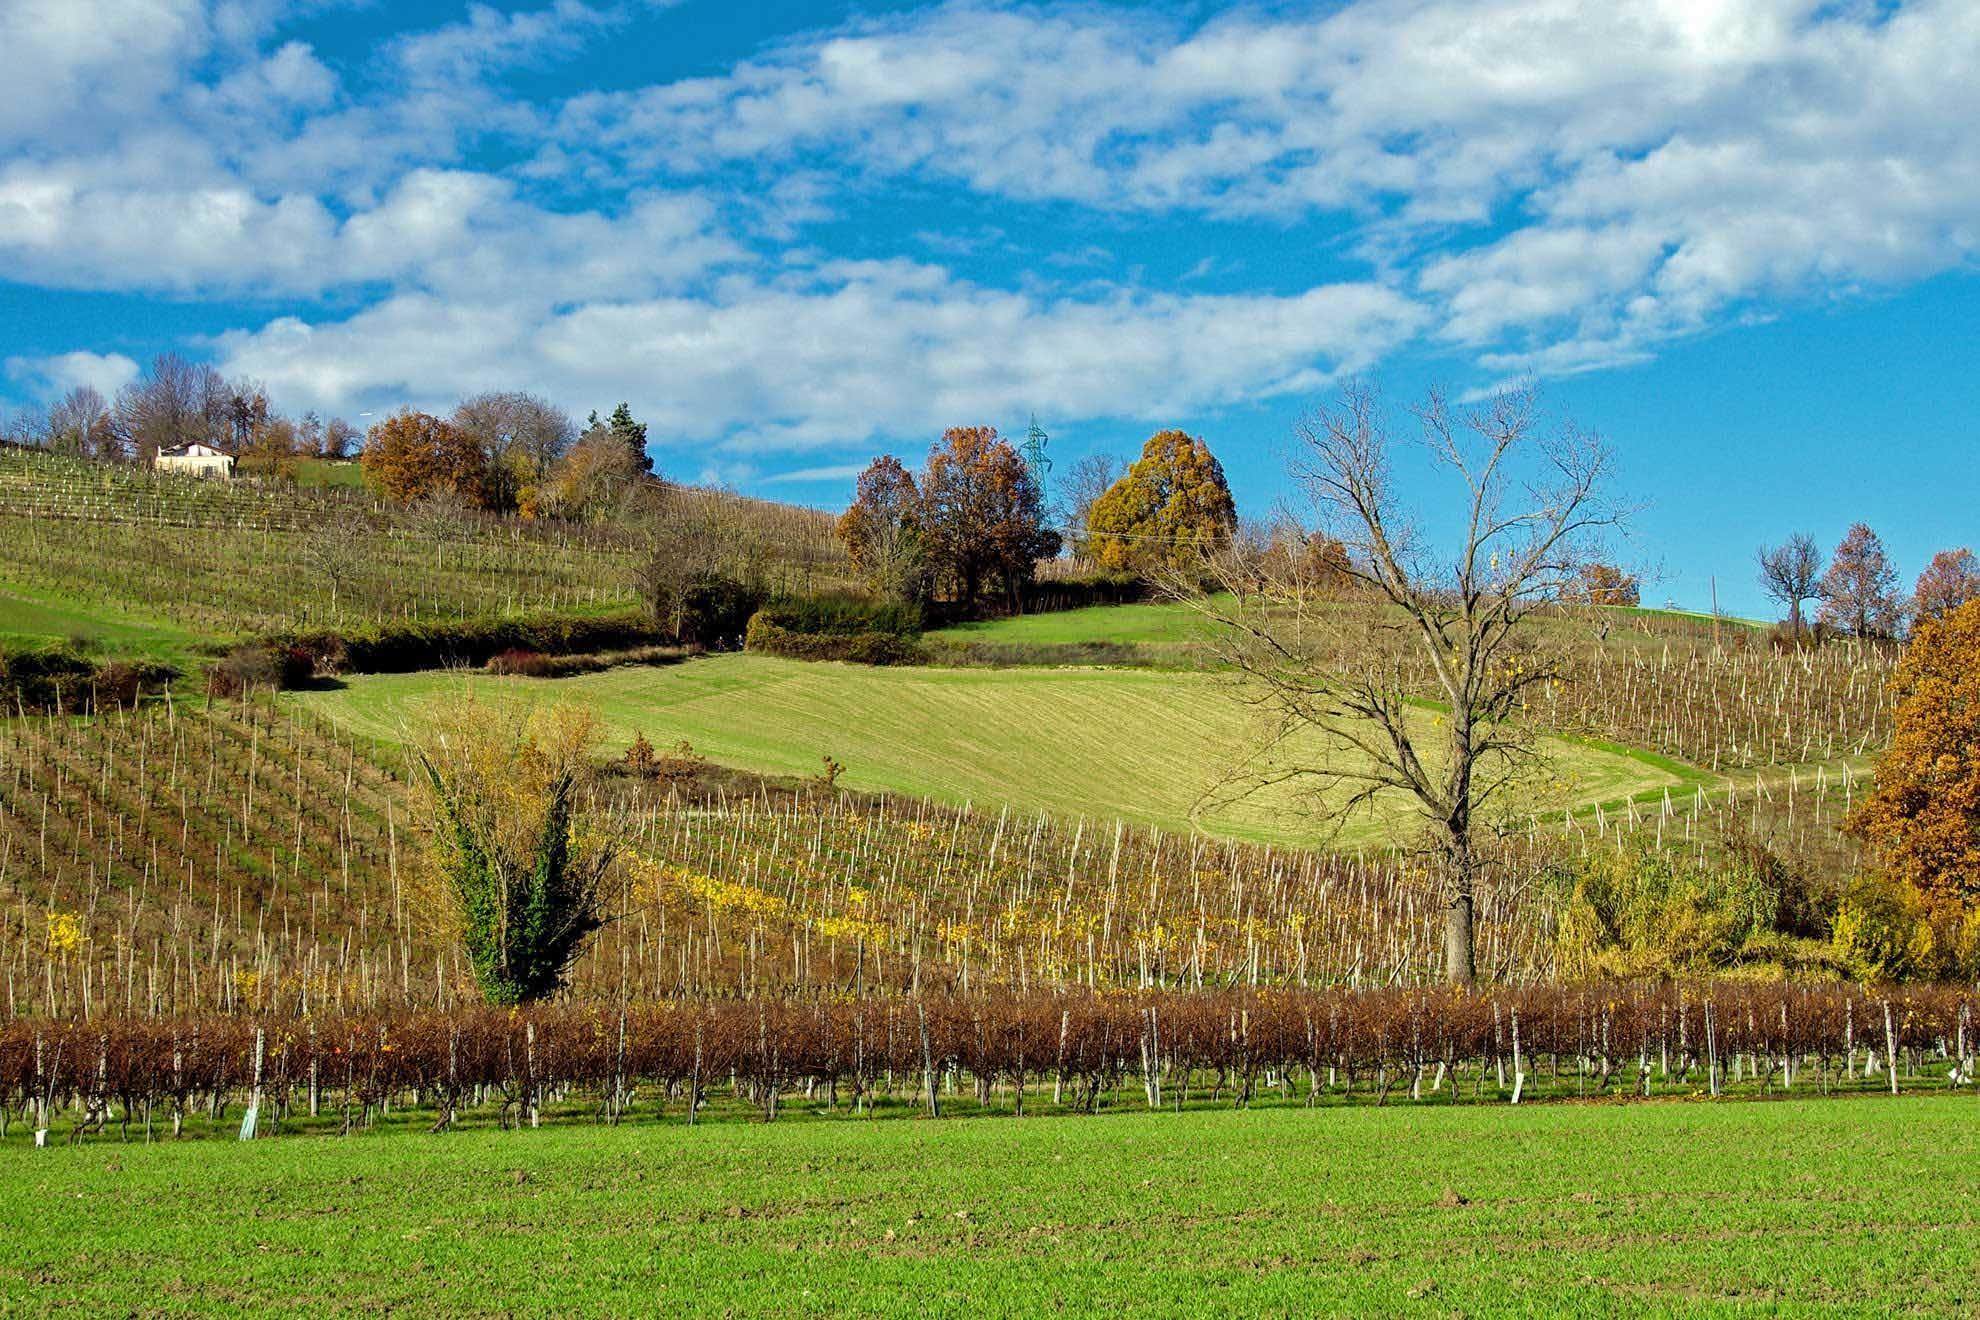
[0,0,208,144]
[558,0,1980,371]
[7,0,1980,458]
[4,350,142,400]
[213,261,1425,451]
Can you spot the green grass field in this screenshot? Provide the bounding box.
[932,596,1769,664]
[296,655,1685,845]
[5,1097,1973,1315]
[928,598,1224,648]
[0,586,200,664]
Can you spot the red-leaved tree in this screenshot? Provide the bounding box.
[1913,548,1980,624]
[920,427,1058,610]
[1817,523,1903,639]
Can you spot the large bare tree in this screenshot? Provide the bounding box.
[1172,383,1623,984]
[1757,534,1823,639]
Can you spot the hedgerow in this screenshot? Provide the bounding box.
[743,614,923,665]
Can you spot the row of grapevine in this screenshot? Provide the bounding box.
[1547,639,1896,771]
[5,981,1966,1140]
[0,717,1569,1018]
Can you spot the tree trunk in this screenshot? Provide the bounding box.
[1444,891,1476,985]
[1442,811,1478,985]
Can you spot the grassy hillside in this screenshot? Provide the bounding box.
[928,598,1221,650]
[7,1096,1973,1314]
[932,594,1770,663]
[295,655,1684,846]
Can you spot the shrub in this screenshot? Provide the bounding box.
[677,574,763,649]
[488,648,557,677]
[0,645,96,713]
[753,593,923,638]
[271,610,668,675]
[744,613,922,665]
[207,642,314,698]
[0,645,173,713]
[1020,571,1147,615]
[488,645,684,680]
[1553,843,1804,980]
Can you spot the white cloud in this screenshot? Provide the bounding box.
[0,0,208,145]
[0,160,740,298]
[762,463,870,484]
[557,0,1980,372]
[4,350,142,400]
[213,261,1425,450]
[388,0,621,86]
[8,0,1980,450]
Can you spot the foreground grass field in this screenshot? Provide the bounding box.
[4,1097,1973,1315]
[296,655,1683,844]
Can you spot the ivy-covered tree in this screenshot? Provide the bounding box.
[1085,430,1237,576]
[417,701,616,1004]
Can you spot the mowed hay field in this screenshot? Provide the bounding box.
[6,1097,1976,1316]
[295,655,1684,845]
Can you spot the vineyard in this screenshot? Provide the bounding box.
[0,691,1890,1026]
[2,982,1968,1144]
[1542,638,1896,771]
[0,706,1548,1017]
[0,451,844,644]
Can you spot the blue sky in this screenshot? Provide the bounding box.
[1,0,1975,617]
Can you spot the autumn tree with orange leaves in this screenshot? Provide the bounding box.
[920,426,1058,609]
[1086,429,1238,575]
[361,410,491,507]
[836,454,929,602]
[1566,562,1640,607]
[1849,599,1980,906]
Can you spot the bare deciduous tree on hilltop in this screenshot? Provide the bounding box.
[1168,383,1624,984]
[46,386,119,459]
[114,353,231,460]
[1758,534,1823,640]
[1060,452,1122,559]
[453,391,577,513]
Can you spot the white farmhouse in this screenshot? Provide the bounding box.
[154,443,234,479]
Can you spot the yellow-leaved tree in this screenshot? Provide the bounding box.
[1085,430,1237,575]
